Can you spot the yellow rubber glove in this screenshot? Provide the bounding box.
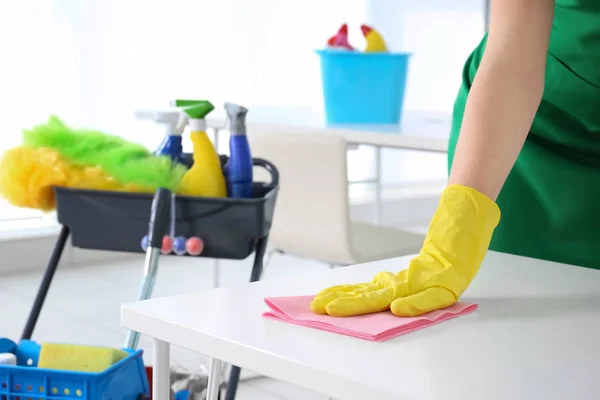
[311,184,500,317]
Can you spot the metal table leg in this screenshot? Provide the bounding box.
[21,225,70,340]
[224,236,268,400]
[206,358,224,400]
[374,145,383,224]
[153,338,171,400]
[213,259,221,288]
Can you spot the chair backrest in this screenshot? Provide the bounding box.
[249,125,355,263]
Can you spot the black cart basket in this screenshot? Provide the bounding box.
[20,154,279,400]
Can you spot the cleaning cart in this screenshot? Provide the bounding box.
[18,152,280,400]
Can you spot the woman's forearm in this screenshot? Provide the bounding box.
[448,60,545,200]
[448,0,555,201]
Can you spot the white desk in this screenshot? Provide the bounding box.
[207,106,450,153]
[122,252,600,400]
[207,107,450,223]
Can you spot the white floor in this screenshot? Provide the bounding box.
[0,252,350,399]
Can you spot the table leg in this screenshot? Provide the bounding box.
[374,145,383,224]
[213,259,221,288]
[214,127,221,152]
[153,338,170,400]
[206,358,224,400]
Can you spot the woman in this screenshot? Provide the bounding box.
[311,0,600,317]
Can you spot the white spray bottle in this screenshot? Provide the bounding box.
[134,109,188,164]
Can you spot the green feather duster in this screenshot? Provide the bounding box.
[23,116,186,192]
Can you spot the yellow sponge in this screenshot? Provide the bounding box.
[37,343,129,373]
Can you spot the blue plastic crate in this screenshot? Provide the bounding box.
[316,49,411,125]
[0,343,149,400]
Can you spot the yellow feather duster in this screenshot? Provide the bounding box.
[0,147,154,211]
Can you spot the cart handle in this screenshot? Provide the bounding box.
[183,153,279,191]
[252,157,279,192]
[217,155,279,193]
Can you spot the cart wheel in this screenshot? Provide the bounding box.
[137,393,150,400]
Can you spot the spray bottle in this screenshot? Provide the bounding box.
[172,99,226,198]
[133,109,187,163]
[225,102,253,198]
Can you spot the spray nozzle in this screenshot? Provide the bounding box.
[224,102,248,136]
[170,99,215,120]
[134,109,188,135]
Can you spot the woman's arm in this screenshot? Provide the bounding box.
[311,0,557,318]
[448,0,555,201]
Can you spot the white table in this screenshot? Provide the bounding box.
[207,107,450,153]
[122,251,600,400]
[207,106,450,223]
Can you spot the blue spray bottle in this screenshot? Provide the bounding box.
[225,102,253,198]
[134,109,187,163]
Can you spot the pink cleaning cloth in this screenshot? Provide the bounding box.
[262,296,478,342]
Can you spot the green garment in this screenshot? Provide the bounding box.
[448,2,600,269]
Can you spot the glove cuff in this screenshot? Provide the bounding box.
[427,183,501,250]
[443,184,501,232]
[418,184,501,294]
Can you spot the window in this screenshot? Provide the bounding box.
[0,0,81,223]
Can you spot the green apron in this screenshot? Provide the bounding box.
[448,1,600,269]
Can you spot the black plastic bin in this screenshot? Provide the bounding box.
[55,155,278,259]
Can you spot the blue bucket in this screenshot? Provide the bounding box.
[316,49,411,125]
